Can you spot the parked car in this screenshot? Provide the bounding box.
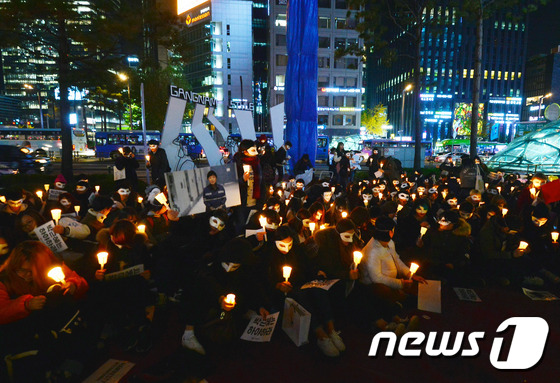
[0,145,52,174]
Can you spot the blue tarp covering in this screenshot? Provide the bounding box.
[285,0,318,168]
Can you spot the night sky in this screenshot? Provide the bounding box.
[527,0,560,57]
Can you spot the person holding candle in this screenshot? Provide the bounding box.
[274,140,292,183]
[114,146,139,191]
[146,139,171,188]
[0,189,30,232]
[51,197,92,241]
[233,140,263,234]
[80,196,114,240]
[180,238,269,355]
[393,199,433,257]
[324,196,349,226]
[360,216,425,333]
[350,206,375,245]
[72,180,94,219]
[459,201,482,237]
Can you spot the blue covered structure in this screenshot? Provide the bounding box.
[285,0,318,168]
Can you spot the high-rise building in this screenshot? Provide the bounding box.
[366,7,528,144]
[252,0,269,132]
[269,0,364,137]
[180,0,253,134]
[523,45,560,122]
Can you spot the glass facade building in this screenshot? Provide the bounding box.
[269,0,363,137]
[523,46,560,122]
[366,6,528,144]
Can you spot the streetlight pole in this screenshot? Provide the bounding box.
[118,73,133,130]
[538,93,552,120]
[401,84,413,140]
[24,84,44,129]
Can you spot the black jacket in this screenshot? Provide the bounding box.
[147,148,171,186]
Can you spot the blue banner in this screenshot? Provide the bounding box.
[285,0,318,169]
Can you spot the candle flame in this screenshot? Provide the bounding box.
[48,267,65,283]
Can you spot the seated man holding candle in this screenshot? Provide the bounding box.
[80,195,114,240]
[361,216,425,334]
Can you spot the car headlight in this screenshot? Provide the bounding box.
[36,159,48,164]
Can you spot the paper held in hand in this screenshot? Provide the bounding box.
[300,279,340,290]
[241,312,279,342]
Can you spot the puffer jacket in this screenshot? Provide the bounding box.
[423,218,471,268]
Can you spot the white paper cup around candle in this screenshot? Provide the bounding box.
[283,266,292,281]
[552,232,559,243]
[341,211,348,218]
[502,208,508,216]
[137,196,143,204]
[146,154,150,162]
[282,182,286,190]
[74,205,80,214]
[420,227,428,237]
[285,199,290,206]
[309,222,316,234]
[97,251,108,270]
[320,224,326,230]
[225,294,236,305]
[409,263,420,279]
[397,204,403,212]
[95,185,100,193]
[118,147,124,155]
[51,209,62,225]
[530,188,536,197]
[137,224,146,234]
[36,190,43,200]
[243,165,251,174]
[48,267,65,284]
[353,251,363,266]
[0,196,5,203]
[518,241,529,250]
[497,186,502,194]
[44,184,50,192]
[259,216,267,229]
[155,192,167,206]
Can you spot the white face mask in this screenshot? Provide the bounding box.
[363,194,373,201]
[222,262,241,272]
[118,188,131,196]
[398,193,409,201]
[247,147,259,156]
[265,222,279,230]
[55,182,65,189]
[322,182,330,188]
[340,232,354,243]
[417,187,426,194]
[379,185,386,191]
[447,199,458,206]
[8,199,24,209]
[275,239,293,253]
[372,187,380,194]
[471,195,481,202]
[209,216,225,231]
[0,244,9,255]
[296,182,304,189]
[60,199,71,207]
[302,219,311,228]
[393,180,400,186]
[96,212,107,223]
[76,185,87,192]
[438,219,451,227]
[323,192,332,201]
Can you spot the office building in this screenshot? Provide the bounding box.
[367,7,528,143]
[269,0,364,137]
[523,45,560,122]
[180,0,253,134]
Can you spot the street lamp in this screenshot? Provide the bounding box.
[24,84,44,129]
[538,93,553,120]
[118,73,133,130]
[401,84,413,140]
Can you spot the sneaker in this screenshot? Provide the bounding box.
[181,330,206,355]
[329,331,346,352]
[523,276,544,287]
[317,337,340,357]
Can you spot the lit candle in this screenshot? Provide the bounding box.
[137,196,143,204]
[283,266,292,282]
[341,211,348,218]
[518,241,529,250]
[225,294,236,305]
[502,208,508,216]
[36,190,43,200]
[74,205,80,214]
[380,162,383,169]
[243,164,251,174]
[309,222,316,234]
[278,190,283,197]
[44,184,50,192]
[95,185,100,193]
[97,251,108,270]
[282,182,286,190]
[285,199,290,205]
[331,186,335,193]
[137,224,146,234]
[530,188,536,198]
[353,251,363,267]
[51,209,62,225]
[154,192,168,206]
[118,147,124,155]
[320,224,327,230]
[364,198,369,207]
[409,263,420,279]
[259,215,267,229]
[497,186,502,194]
[411,193,416,200]
[0,196,5,203]
[145,154,150,162]
[552,232,559,243]
[420,227,428,237]
[441,191,448,199]
[48,267,66,284]
[397,204,403,212]
[485,183,489,189]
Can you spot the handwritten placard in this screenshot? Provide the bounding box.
[300,279,340,290]
[104,264,144,281]
[33,221,68,253]
[241,312,279,342]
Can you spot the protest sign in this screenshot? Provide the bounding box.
[33,221,68,253]
[241,312,279,342]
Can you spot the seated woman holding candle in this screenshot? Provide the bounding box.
[138,188,179,244]
[308,201,326,227]
[393,199,432,258]
[0,241,88,379]
[14,210,47,243]
[360,216,425,334]
[324,196,349,227]
[180,238,269,355]
[89,219,154,352]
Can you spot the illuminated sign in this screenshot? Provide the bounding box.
[489,97,522,105]
[320,87,364,94]
[185,7,210,27]
[317,107,362,112]
[177,0,209,15]
[54,87,88,101]
[169,85,216,106]
[420,93,453,101]
[229,99,254,111]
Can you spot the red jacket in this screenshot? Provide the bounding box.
[0,265,88,325]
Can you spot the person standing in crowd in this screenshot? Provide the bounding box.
[234,140,263,233]
[146,139,171,188]
[366,147,381,179]
[275,141,292,182]
[258,135,275,191]
[203,170,227,212]
[115,146,139,191]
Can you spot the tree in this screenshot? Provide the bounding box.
[453,0,548,158]
[346,0,437,171]
[362,104,390,136]
[0,0,189,179]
